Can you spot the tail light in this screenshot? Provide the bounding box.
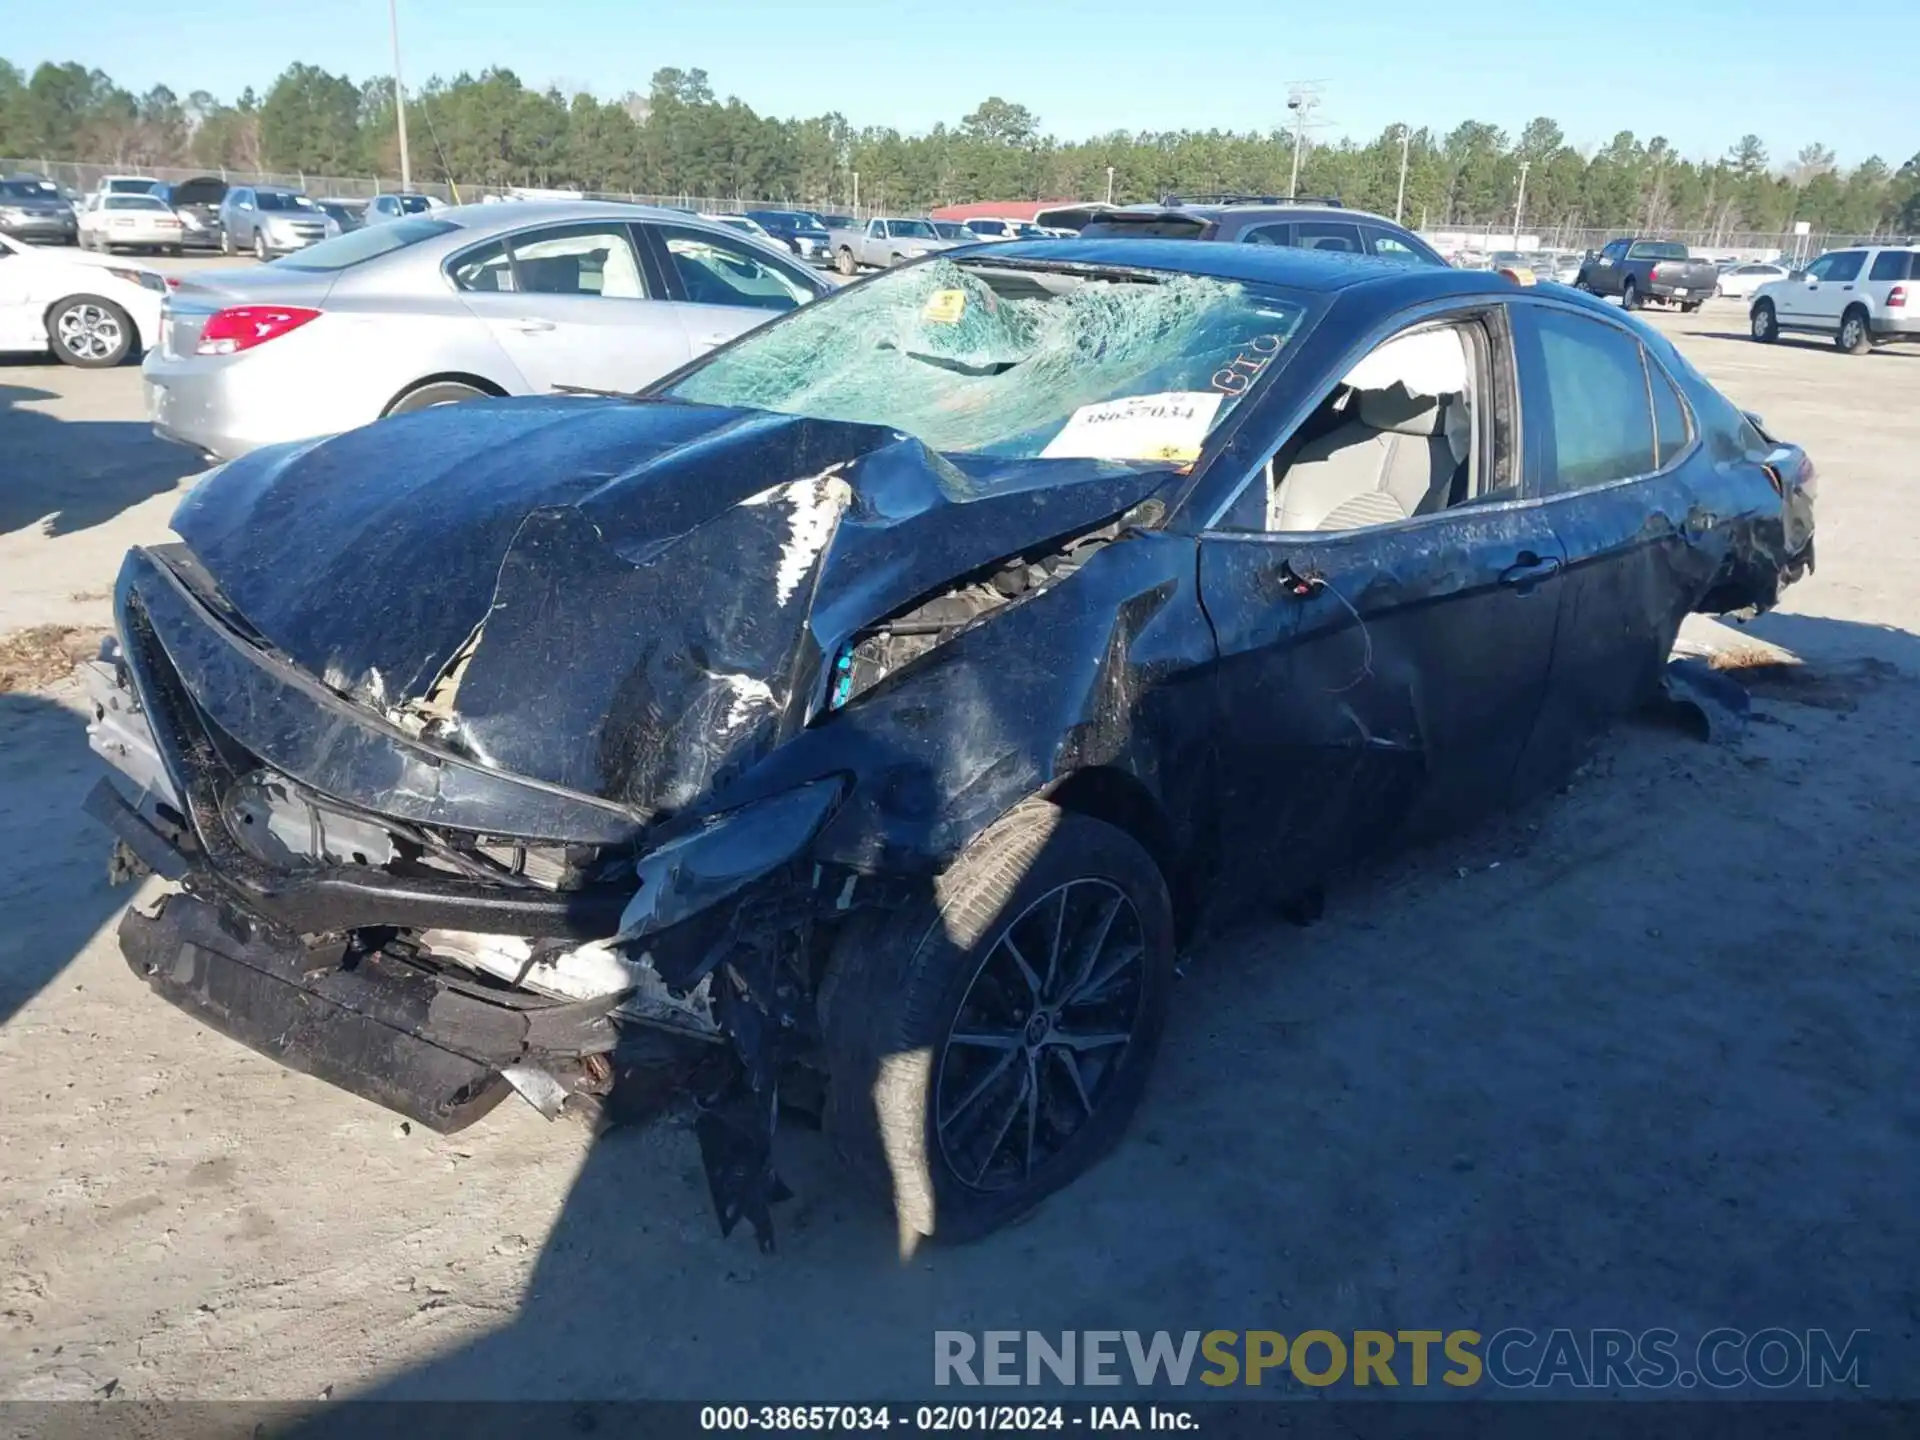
[1889,285,1907,309]
[195,305,322,356]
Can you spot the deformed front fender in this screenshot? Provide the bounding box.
[730,531,1217,887]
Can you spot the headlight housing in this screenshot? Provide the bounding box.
[614,778,844,941]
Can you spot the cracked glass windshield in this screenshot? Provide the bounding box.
[663,258,1309,461]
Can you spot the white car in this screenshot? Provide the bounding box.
[0,230,167,366]
[1750,245,1920,355]
[701,212,774,240]
[95,174,161,197]
[79,193,187,254]
[1715,262,1790,300]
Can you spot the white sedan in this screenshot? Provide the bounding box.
[1716,262,1791,300]
[0,231,167,367]
[78,193,187,255]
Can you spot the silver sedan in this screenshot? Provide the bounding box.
[144,202,833,460]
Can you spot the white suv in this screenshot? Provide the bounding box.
[1749,245,1919,355]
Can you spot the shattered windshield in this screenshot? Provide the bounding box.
[663,257,1310,461]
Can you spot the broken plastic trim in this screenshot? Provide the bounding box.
[825,508,1147,712]
[614,778,845,942]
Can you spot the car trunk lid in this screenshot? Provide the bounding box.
[160,269,338,359]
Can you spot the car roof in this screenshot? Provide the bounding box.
[1100,201,1399,227]
[967,237,1524,295]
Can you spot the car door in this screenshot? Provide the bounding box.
[227,188,255,245]
[0,241,43,349]
[1589,240,1628,296]
[1805,249,1866,327]
[452,220,691,394]
[1504,299,1733,794]
[637,222,823,358]
[1195,302,1566,896]
[1777,251,1837,325]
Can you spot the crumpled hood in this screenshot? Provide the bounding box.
[167,396,1175,816]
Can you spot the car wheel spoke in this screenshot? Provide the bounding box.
[1050,1046,1094,1115]
[948,1028,1023,1051]
[1046,1030,1130,1053]
[939,1045,1019,1131]
[1061,891,1125,1001]
[999,934,1042,1000]
[970,1062,1031,1185]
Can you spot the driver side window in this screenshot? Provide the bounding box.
[1801,255,1836,281]
[1220,313,1511,534]
[655,224,816,312]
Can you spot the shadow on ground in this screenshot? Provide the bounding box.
[272,609,1918,1406]
[0,693,136,1028]
[0,375,202,537]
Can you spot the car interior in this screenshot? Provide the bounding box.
[1261,320,1503,532]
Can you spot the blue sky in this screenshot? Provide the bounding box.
[11,0,1918,168]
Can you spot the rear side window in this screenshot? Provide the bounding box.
[1869,251,1915,282]
[1240,222,1292,246]
[1649,361,1691,469]
[1294,221,1363,253]
[1527,308,1656,493]
[1079,215,1209,240]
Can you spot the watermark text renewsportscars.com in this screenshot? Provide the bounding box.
[933,1329,1869,1390]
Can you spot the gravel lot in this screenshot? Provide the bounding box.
[1,291,1915,1404]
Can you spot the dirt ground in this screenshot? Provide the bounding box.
[1,296,1915,1403]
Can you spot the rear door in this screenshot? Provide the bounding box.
[1506,300,1730,793]
[638,222,824,358]
[1195,302,1566,895]
[453,220,690,393]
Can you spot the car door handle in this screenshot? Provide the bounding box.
[1499,553,1562,587]
[512,318,556,334]
[1840,284,1853,291]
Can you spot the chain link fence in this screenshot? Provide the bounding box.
[2,157,859,217]
[10,157,1910,258]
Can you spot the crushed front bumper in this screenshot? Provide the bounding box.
[119,886,521,1132]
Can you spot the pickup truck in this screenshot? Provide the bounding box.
[1575,239,1720,312]
[824,217,961,276]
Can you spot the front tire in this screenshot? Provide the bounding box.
[1837,306,1872,356]
[1750,300,1779,344]
[219,227,233,256]
[835,246,857,277]
[823,802,1176,1246]
[48,296,135,368]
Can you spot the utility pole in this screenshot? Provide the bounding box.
[1394,123,1411,225]
[1512,160,1530,249]
[1105,166,1115,205]
[388,0,412,191]
[852,170,859,212]
[1284,82,1323,199]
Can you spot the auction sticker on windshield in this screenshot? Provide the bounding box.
[1040,391,1225,464]
[922,289,968,324]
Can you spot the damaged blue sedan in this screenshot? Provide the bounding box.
[82,241,1815,1251]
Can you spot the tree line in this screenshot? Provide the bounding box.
[4,56,1917,236]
